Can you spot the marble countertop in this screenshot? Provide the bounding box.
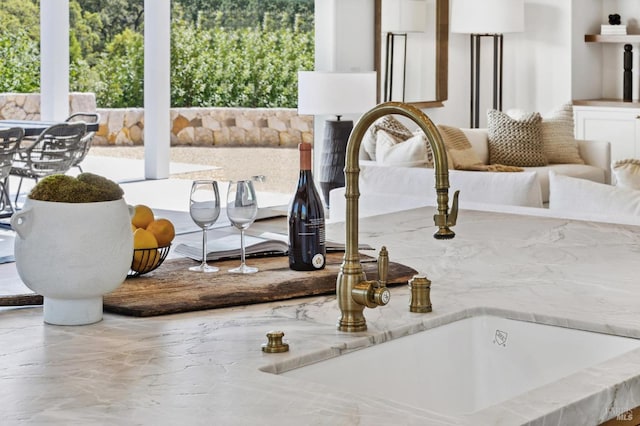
[2,207,640,425]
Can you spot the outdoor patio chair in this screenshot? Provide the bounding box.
[65,112,101,172]
[10,122,86,206]
[0,127,24,215]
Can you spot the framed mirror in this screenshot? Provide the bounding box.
[374,0,448,108]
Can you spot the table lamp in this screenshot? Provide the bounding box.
[297,71,377,206]
[381,0,427,102]
[451,0,524,127]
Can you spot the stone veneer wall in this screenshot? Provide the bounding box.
[0,93,313,148]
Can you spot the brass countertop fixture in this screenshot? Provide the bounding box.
[336,102,459,332]
[261,331,289,353]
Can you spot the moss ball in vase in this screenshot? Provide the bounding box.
[10,173,133,325]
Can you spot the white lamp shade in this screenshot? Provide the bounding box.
[297,71,377,116]
[382,0,428,33]
[451,0,524,34]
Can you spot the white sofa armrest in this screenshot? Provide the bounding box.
[577,139,611,184]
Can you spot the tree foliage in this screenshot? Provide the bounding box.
[170,15,313,108]
[176,0,314,32]
[0,0,314,108]
[91,29,145,108]
[0,28,40,93]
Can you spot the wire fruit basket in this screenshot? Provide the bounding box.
[127,245,171,278]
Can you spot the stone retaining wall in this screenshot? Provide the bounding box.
[0,93,313,148]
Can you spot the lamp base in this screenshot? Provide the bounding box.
[320,120,353,207]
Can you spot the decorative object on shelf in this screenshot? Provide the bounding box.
[10,173,132,325]
[609,14,621,25]
[297,71,377,206]
[451,0,525,128]
[601,24,626,35]
[381,0,427,102]
[602,14,626,35]
[624,44,633,101]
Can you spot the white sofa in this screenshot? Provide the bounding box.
[329,128,611,222]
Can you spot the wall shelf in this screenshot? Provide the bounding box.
[573,98,640,108]
[585,34,640,43]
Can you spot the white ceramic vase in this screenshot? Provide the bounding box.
[11,198,133,325]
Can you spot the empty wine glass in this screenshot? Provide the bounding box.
[226,180,259,274]
[189,180,221,272]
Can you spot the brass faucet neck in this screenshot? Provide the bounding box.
[337,102,457,332]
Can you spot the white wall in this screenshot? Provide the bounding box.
[432,0,581,127]
[315,0,612,129]
[513,0,573,114]
[571,0,602,101]
[313,0,375,171]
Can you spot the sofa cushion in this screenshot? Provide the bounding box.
[549,171,640,216]
[375,130,430,167]
[541,103,584,164]
[525,164,605,204]
[437,124,481,169]
[362,115,414,161]
[357,162,543,208]
[462,128,490,164]
[488,110,548,167]
[612,159,640,190]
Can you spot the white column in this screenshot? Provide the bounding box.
[144,0,171,179]
[40,0,70,121]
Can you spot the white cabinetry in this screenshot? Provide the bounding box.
[573,104,640,162]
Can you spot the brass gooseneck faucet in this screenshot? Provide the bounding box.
[336,102,459,332]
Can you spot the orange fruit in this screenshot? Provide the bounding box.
[132,228,160,272]
[131,204,154,229]
[146,218,175,247]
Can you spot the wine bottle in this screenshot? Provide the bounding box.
[289,142,326,271]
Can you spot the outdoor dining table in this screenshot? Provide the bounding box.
[0,119,99,137]
[0,119,99,220]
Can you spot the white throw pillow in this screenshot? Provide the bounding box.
[375,130,429,167]
[363,115,414,161]
[612,159,640,190]
[549,171,640,216]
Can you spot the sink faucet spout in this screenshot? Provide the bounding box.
[336,102,459,332]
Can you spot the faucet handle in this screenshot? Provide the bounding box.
[448,190,460,227]
[377,246,388,287]
[352,247,391,308]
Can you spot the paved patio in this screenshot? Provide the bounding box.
[0,146,299,266]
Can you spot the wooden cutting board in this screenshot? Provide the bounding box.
[103,253,417,317]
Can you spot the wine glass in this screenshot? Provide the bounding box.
[226,180,259,274]
[188,180,221,272]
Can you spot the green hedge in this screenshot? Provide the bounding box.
[0,15,313,108]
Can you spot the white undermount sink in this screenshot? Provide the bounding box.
[278,315,640,415]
